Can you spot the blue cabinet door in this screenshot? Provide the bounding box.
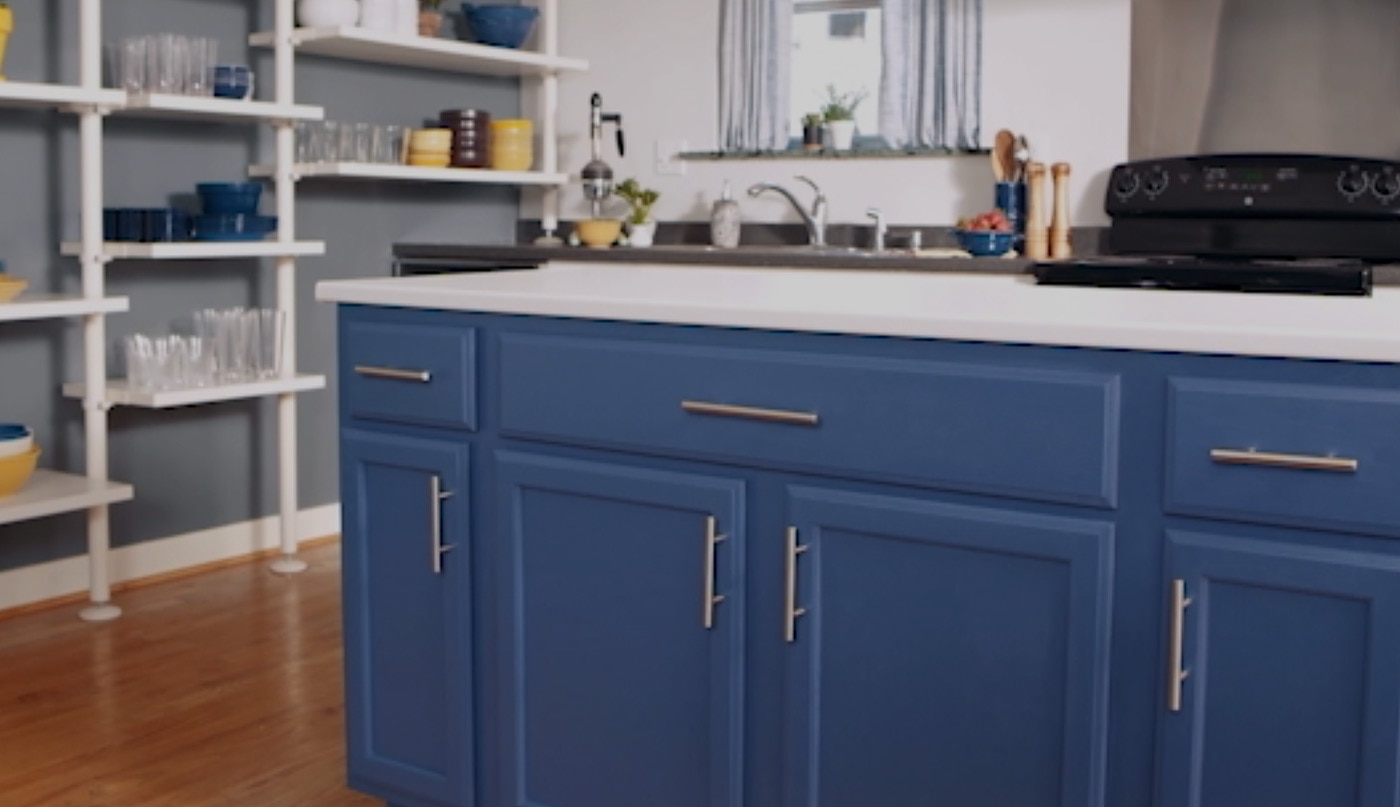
[1161,530,1400,807]
[341,430,473,807]
[495,450,746,807]
[784,486,1114,807]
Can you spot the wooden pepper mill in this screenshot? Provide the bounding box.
[1024,162,1049,260]
[1050,162,1073,259]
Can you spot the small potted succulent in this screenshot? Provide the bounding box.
[615,178,661,247]
[419,0,445,36]
[801,112,824,152]
[820,85,867,151]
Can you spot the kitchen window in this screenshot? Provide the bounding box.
[791,0,883,140]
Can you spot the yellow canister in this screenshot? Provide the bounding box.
[0,4,14,82]
[490,118,533,172]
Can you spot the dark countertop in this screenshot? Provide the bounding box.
[392,223,1400,286]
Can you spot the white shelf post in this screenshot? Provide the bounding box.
[270,0,307,576]
[78,0,120,622]
[538,0,561,241]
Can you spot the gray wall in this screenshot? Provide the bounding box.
[0,0,520,571]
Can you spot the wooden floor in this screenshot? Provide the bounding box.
[0,542,381,807]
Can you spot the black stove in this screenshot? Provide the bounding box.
[1033,154,1399,295]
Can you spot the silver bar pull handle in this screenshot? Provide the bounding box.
[784,526,809,643]
[1168,578,1192,712]
[430,475,455,574]
[703,515,727,629]
[355,364,432,383]
[1209,448,1358,473]
[682,400,819,427]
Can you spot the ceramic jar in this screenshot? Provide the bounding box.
[296,0,361,28]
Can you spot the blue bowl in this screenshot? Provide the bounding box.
[460,4,539,48]
[197,182,262,215]
[0,424,31,441]
[192,214,278,241]
[954,228,1017,257]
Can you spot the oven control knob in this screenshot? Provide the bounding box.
[1374,173,1400,200]
[1112,170,1141,198]
[1338,167,1369,197]
[1144,168,1170,195]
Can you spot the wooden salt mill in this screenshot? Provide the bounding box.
[1024,162,1049,260]
[1050,162,1073,259]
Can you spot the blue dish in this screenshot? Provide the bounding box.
[197,182,262,215]
[0,424,32,440]
[192,214,278,242]
[460,4,539,48]
[211,64,253,100]
[954,228,1017,257]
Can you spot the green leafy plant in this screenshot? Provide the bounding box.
[820,85,868,122]
[420,0,444,10]
[614,178,660,225]
[802,112,825,128]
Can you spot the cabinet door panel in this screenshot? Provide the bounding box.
[785,486,1114,807]
[341,430,473,807]
[1162,531,1400,807]
[496,451,745,807]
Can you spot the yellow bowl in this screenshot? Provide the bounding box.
[407,153,451,168]
[0,274,28,303]
[575,219,623,248]
[0,446,40,497]
[408,128,453,150]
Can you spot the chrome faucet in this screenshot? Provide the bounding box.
[748,176,827,246]
[865,207,887,252]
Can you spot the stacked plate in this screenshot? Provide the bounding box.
[439,108,492,169]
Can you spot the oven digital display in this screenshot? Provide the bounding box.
[1202,165,1299,194]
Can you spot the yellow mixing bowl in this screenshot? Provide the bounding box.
[0,446,40,497]
[575,219,622,248]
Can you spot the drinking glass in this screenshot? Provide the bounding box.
[256,309,285,378]
[337,123,357,165]
[119,37,146,93]
[352,123,374,163]
[186,37,216,97]
[373,124,406,164]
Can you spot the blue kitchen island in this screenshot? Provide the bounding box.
[318,262,1400,807]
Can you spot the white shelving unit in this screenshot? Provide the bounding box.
[60,240,327,260]
[248,25,588,76]
[62,374,326,409]
[0,0,327,620]
[249,162,569,186]
[0,295,129,322]
[249,0,586,235]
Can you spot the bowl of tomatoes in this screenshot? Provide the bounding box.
[954,209,1018,256]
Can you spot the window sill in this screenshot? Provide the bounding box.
[679,146,989,161]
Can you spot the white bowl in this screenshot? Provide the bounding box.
[0,432,34,459]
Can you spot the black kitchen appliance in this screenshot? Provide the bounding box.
[1033,154,1400,295]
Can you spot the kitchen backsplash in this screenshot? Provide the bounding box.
[1131,0,1400,160]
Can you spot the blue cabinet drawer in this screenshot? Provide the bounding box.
[498,333,1121,507]
[1166,377,1400,537]
[343,317,477,431]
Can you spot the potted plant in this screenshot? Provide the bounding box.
[418,0,445,36]
[801,112,824,152]
[614,178,661,247]
[821,85,867,151]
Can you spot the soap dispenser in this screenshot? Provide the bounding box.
[710,181,741,249]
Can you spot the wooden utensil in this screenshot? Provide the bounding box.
[1024,162,1049,260]
[992,129,1015,182]
[1050,162,1073,259]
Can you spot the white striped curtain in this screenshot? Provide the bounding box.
[719,0,793,151]
[879,0,983,150]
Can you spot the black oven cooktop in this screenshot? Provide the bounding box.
[1033,256,1372,296]
[1034,153,1399,295]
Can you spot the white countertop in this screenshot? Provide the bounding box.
[316,262,1400,363]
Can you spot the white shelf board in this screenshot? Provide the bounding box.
[117,92,324,123]
[0,295,129,322]
[63,374,327,409]
[0,470,133,527]
[60,241,326,260]
[250,161,569,186]
[250,26,588,76]
[0,80,124,110]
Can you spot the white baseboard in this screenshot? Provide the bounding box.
[0,503,341,613]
